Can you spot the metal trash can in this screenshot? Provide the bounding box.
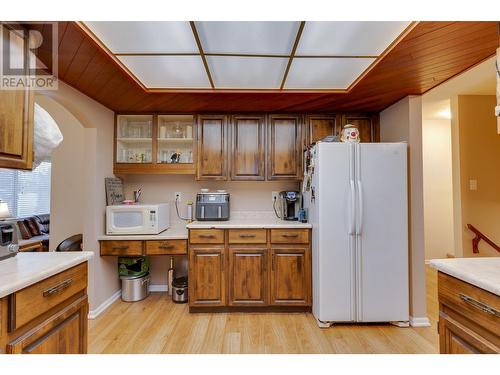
[171,276,188,303]
[120,272,150,302]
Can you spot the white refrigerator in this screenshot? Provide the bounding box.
[303,142,409,327]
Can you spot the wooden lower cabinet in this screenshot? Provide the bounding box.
[189,247,226,306]
[439,312,496,354]
[7,296,88,354]
[228,247,268,306]
[437,272,499,354]
[99,239,187,256]
[0,262,89,354]
[188,228,311,310]
[270,247,311,306]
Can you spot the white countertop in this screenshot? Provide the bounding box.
[429,257,500,296]
[187,216,312,229]
[97,224,188,240]
[0,251,93,299]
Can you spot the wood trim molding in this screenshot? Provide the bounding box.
[189,21,215,89]
[280,21,305,90]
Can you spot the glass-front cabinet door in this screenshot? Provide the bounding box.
[116,115,153,164]
[114,114,195,175]
[157,115,194,165]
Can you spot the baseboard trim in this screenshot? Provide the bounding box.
[410,316,431,327]
[88,290,121,320]
[149,284,168,292]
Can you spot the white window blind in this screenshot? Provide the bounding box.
[0,161,51,218]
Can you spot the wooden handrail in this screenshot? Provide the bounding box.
[466,224,500,254]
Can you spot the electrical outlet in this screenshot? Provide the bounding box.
[469,179,477,191]
[271,191,279,203]
[174,192,182,202]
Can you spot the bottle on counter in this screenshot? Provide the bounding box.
[186,200,193,223]
[167,256,175,297]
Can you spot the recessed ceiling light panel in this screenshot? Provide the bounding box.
[84,21,199,54]
[195,21,301,55]
[296,21,411,56]
[284,58,375,89]
[206,56,288,89]
[118,55,211,88]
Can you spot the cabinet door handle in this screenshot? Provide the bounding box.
[159,245,175,249]
[43,279,73,297]
[112,245,129,250]
[459,293,500,317]
[199,234,215,239]
[282,234,299,238]
[239,234,256,238]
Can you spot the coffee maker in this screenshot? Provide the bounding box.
[0,222,19,261]
[278,191,301,221]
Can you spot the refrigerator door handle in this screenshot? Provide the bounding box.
[356,179,364,235]
[349,180,356,235]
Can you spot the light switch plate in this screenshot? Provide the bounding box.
[469,179,477,191]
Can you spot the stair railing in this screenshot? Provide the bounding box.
[466,224,500,254]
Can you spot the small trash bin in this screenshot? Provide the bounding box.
[118,256,150,277]
[171,276,188,303]
[120,272,150,302]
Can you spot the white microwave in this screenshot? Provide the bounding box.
[106,204,170,235]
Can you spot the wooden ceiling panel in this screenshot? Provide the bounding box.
[30,21,499,113]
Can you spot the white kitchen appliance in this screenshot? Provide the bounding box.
[106,203,170,235]
[303,142,409,327]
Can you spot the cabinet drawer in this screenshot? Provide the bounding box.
[270,229,309,244]
[100,240,143,256]
[145,240,187,255]
[228,229,266,244]
[189,229,225,244]
[9,262,88,331]
[438,272,500,337]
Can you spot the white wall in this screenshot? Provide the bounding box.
[380,95,428,325]
[35,96,85,251]
[422,57,497,257]
[37,82,117,312]
[422,116,454,261]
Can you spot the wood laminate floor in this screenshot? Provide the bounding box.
[88,267,439,354]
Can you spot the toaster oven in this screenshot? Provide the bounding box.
[195,193,230,221]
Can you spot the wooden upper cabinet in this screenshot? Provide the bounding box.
[196,115,228,180]
[0,26,34,170]
[230,115,265,181]
[340,113,379,143]
[113,114,196,175]
[306,115,337,145]
[267,114,302,180]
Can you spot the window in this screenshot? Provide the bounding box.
[0,161,51,217]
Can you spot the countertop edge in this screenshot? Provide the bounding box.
[0,252,94,299]
[97,234,188,240]
[429,259,500,297]
[186,223,313,229]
